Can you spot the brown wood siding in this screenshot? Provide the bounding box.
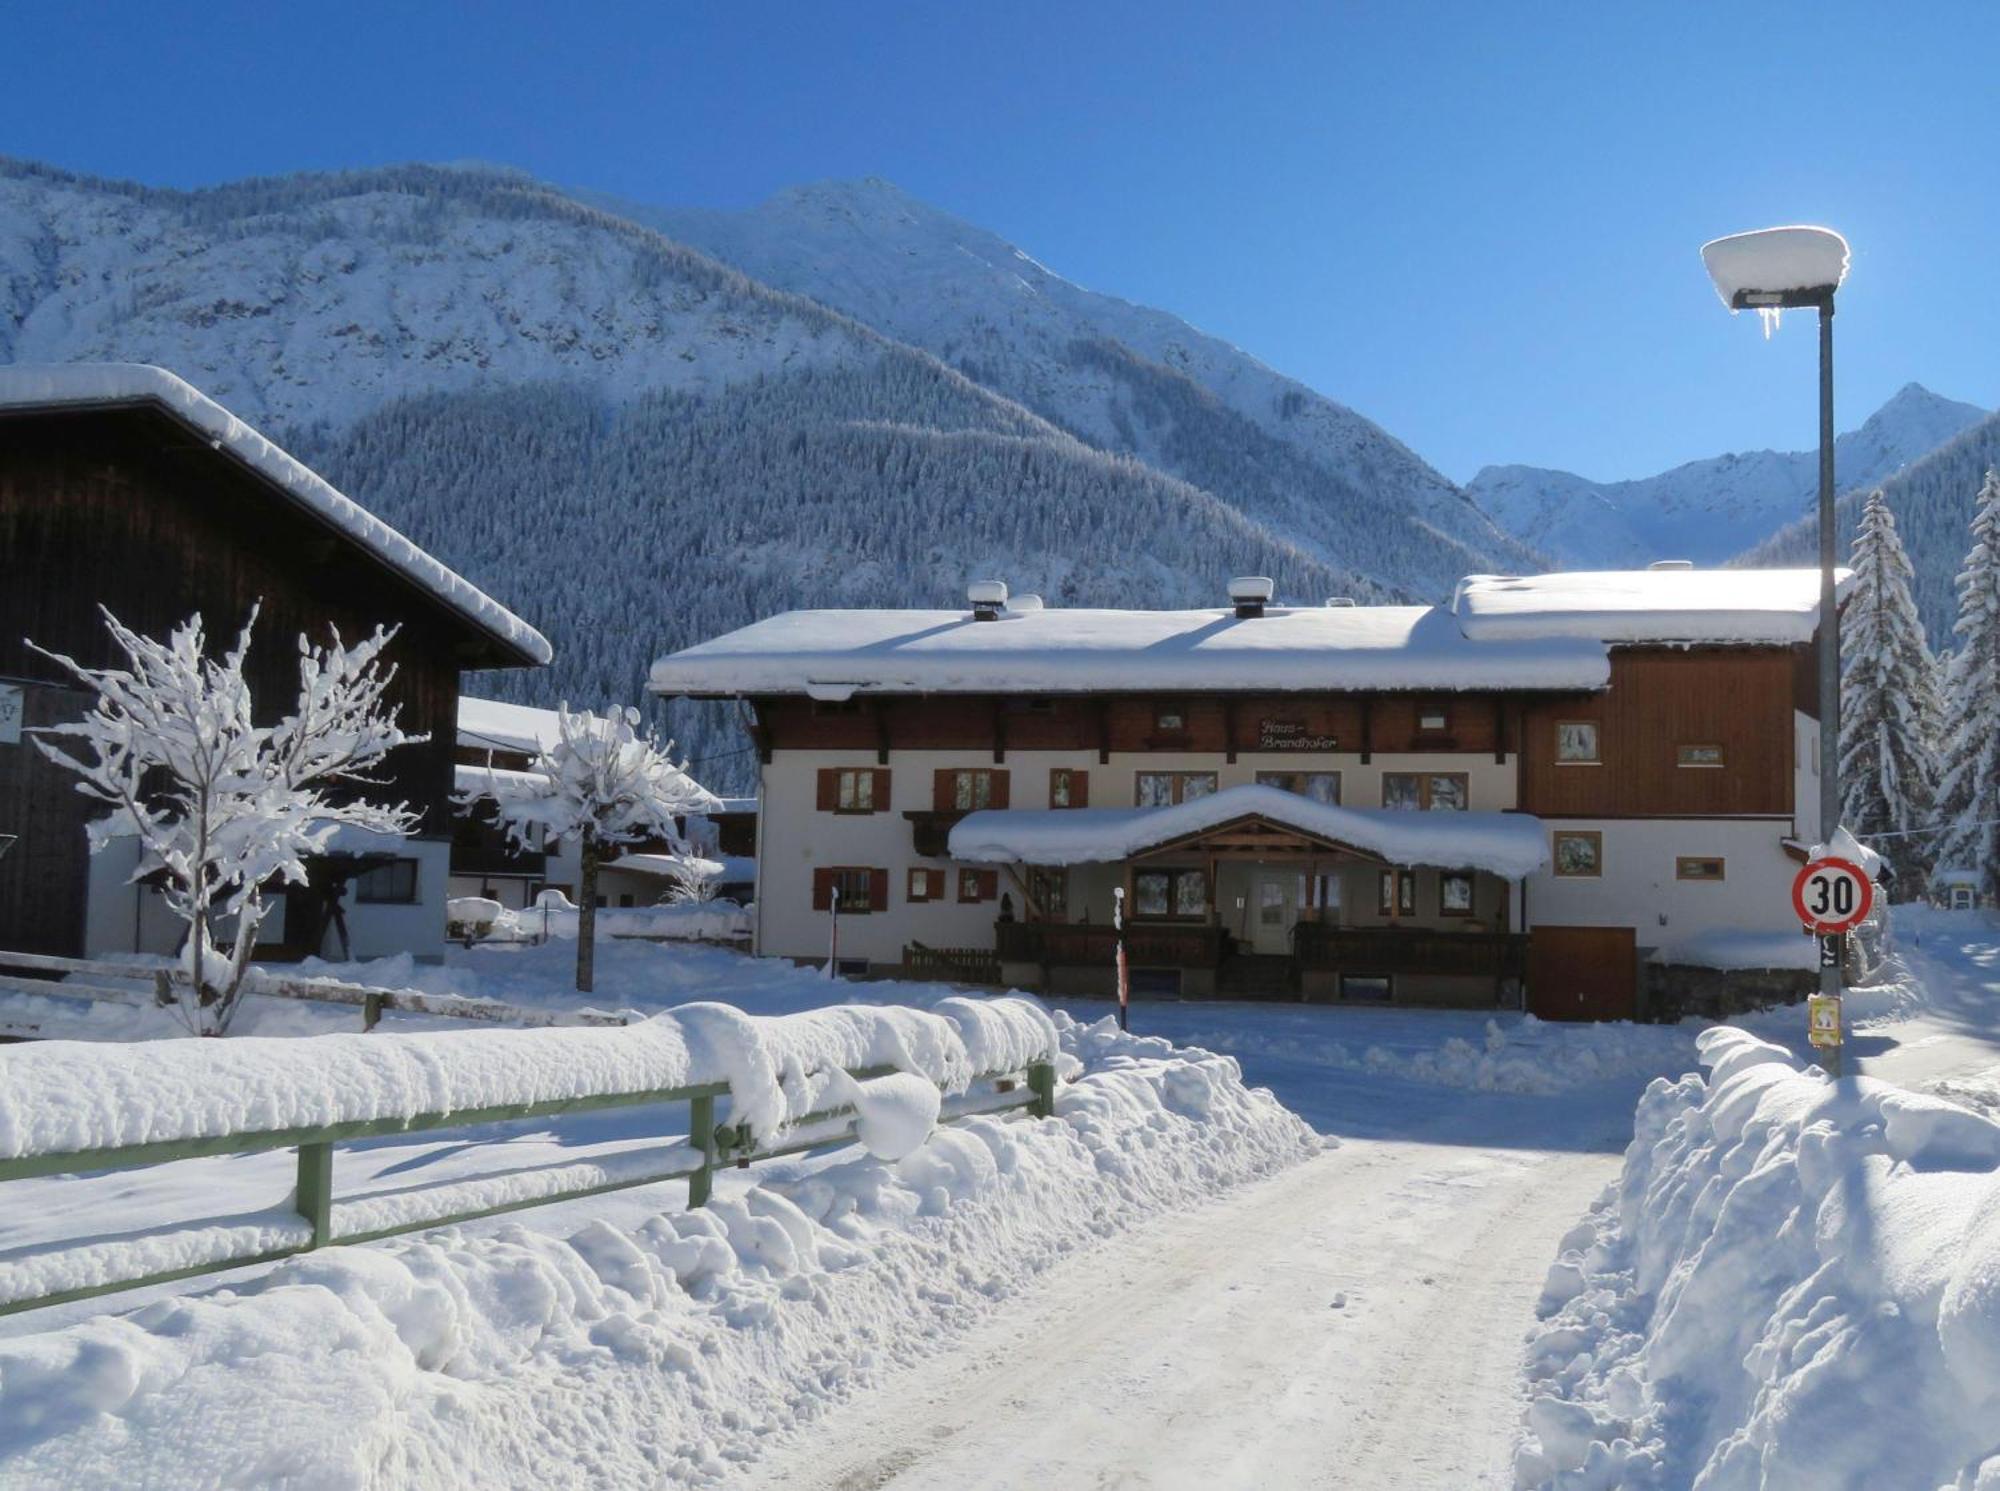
[1527,926,1638,1020]
[0,408,502,843]
[0,682,94,957]
[1519,648,1795,818]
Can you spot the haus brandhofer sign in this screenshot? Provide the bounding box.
[1257,719,1337,752]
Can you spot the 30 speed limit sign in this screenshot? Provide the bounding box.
[1791,856,1874,934]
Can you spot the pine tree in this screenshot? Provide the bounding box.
[1838,491,1941,897]
[1933,469,2000,895]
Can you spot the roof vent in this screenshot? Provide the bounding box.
[967,579,1009,621]
[1229,575,1275,619]
[1324,596,1357,608]
[1007,593,1045,613]
[1648,559,1695,571]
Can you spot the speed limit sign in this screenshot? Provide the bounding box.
[1792,857,1874,934]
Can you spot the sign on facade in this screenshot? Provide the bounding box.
[0,684,22,745]
[1257,719,1337,751]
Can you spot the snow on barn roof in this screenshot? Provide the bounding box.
[0,363,552,667]
[949,784,1550,877]
[1451,568,1847,646]
[649,604,1611,698]
[458,696,567,755]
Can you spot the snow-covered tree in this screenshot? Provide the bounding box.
[32,607,420,1035]
[476,705,715,991]
[1839,490,1941,896]
[665,856,722,905]
[1934,470,2000,894]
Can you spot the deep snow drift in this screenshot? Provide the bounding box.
[1515,1026,2000,1490]
[0,1002,1315,1488]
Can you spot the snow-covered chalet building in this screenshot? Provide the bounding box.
[0,365,551,965]
[650,570,1846,1019]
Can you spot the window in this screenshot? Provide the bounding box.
[817,767,888,813]
[1439,872,1475,916]
[907,867,946,901]
[1133,868,1208,920]
[931,768,1009,813]
[1555,721,1600,764]
[1341,973,1393,1003]
[1553,831,1603,878]
[1676,856,1726,882]
[1678,743,1726,768]
[1382,773,1469,811]
[1416,704,1451,734]
[356,858,419,904]
[1153,703,1188,735]
[1135,771,1218,807]
[813,867,885,913]
[1258,880,1287,927]
[1028,866,1068,918]
[958,868,999,904]
[1049,768,1089,809]
[1256,770,1341,804]
[1377,869,1416,916]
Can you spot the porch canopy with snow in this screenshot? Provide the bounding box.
[949,784,1547,1000]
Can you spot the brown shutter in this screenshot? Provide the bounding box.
[977,869,999,901]
[872,768,892,811]
[812,868,834,910]
[1069,771,1089,809]
[934,768,956,813]
[816,769,839,811]
[931,869,947,899]
[870,868,889,912]
[988,771,1010,809]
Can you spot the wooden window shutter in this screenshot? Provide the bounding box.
[870,868,889,910]
[988,771,1010,809]
[931,869,948,899]
[872,768,892,809]
[816,769,839,812]
[812,868,834,910]
[933,768,956,813]
[1069,771,1089,808]
[978,869,999,901]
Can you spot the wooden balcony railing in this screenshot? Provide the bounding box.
[996,921,1227,970]
[1292,924,1527,979]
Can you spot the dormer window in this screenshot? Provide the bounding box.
[1155,705,1186,734]
[1416,704,1451,734]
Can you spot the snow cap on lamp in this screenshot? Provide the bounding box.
[1700,226,1849,309]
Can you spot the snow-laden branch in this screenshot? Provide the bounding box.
[31,606,423,1034]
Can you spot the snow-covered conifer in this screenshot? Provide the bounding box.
[1838,491,1941,895]
[476,705,715,991]
[32,607,420,1034]
[1934,470,2000,893]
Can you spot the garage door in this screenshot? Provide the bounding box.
[1527,925,1637,1021]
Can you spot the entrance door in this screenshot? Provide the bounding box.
[1527,925,1637,1021]
[1250,871,1298,956]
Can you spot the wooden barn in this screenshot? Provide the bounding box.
[0,364,551,963]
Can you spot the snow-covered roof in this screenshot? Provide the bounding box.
[458,696,566,754]
[650,604,1610,698]
[0,364,552,667]
[452,762,548,799]
[948,784,1549,877]
[1451,569,1848,645]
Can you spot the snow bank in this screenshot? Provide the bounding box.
[0,364,551,665]
[1649,928,1818,971]
[1515,1027,2000,1490]
[951,783,1551,877]
[0,1013,1316,1489]
[490,899,752,943]
[0,997,1056,1161]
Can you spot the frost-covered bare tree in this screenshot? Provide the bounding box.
[476,705,715,992]
[32,607,420,1035]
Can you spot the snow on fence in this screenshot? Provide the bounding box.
[0,994,1059,1316]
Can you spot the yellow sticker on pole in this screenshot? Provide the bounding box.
[1807,994,1843,1048]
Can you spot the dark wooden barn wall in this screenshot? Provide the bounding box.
[0,682,94,957]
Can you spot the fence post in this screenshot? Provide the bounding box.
[688,1092,716,1208]
[1027,1060,1057,1119]
[295,1142,334,1248]
[362,991,383,1032]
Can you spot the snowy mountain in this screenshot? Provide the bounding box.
[598,178,1541,587]
[1468,383,1987,568]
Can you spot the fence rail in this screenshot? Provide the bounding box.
[0,1050,1059,1317]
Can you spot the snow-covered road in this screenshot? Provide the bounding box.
[742,1082,1635,1491]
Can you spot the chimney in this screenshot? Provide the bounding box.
[1228,575,1275,619]
[1648,559,1694,571]
[967,579,1009,621]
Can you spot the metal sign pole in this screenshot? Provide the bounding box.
[1816,298,1844,1072]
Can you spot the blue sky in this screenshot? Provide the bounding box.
[5,1,1998,484]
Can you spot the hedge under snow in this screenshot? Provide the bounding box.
[0,1012,1317,1489]
[1515,1027,2000,1490]
[0,997,1058,1161]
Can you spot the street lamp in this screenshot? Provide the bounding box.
[1701,224,1850,1070]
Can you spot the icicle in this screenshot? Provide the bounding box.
[1757,306,1782,340]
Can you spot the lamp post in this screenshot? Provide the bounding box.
[1701,225,1850,1072]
